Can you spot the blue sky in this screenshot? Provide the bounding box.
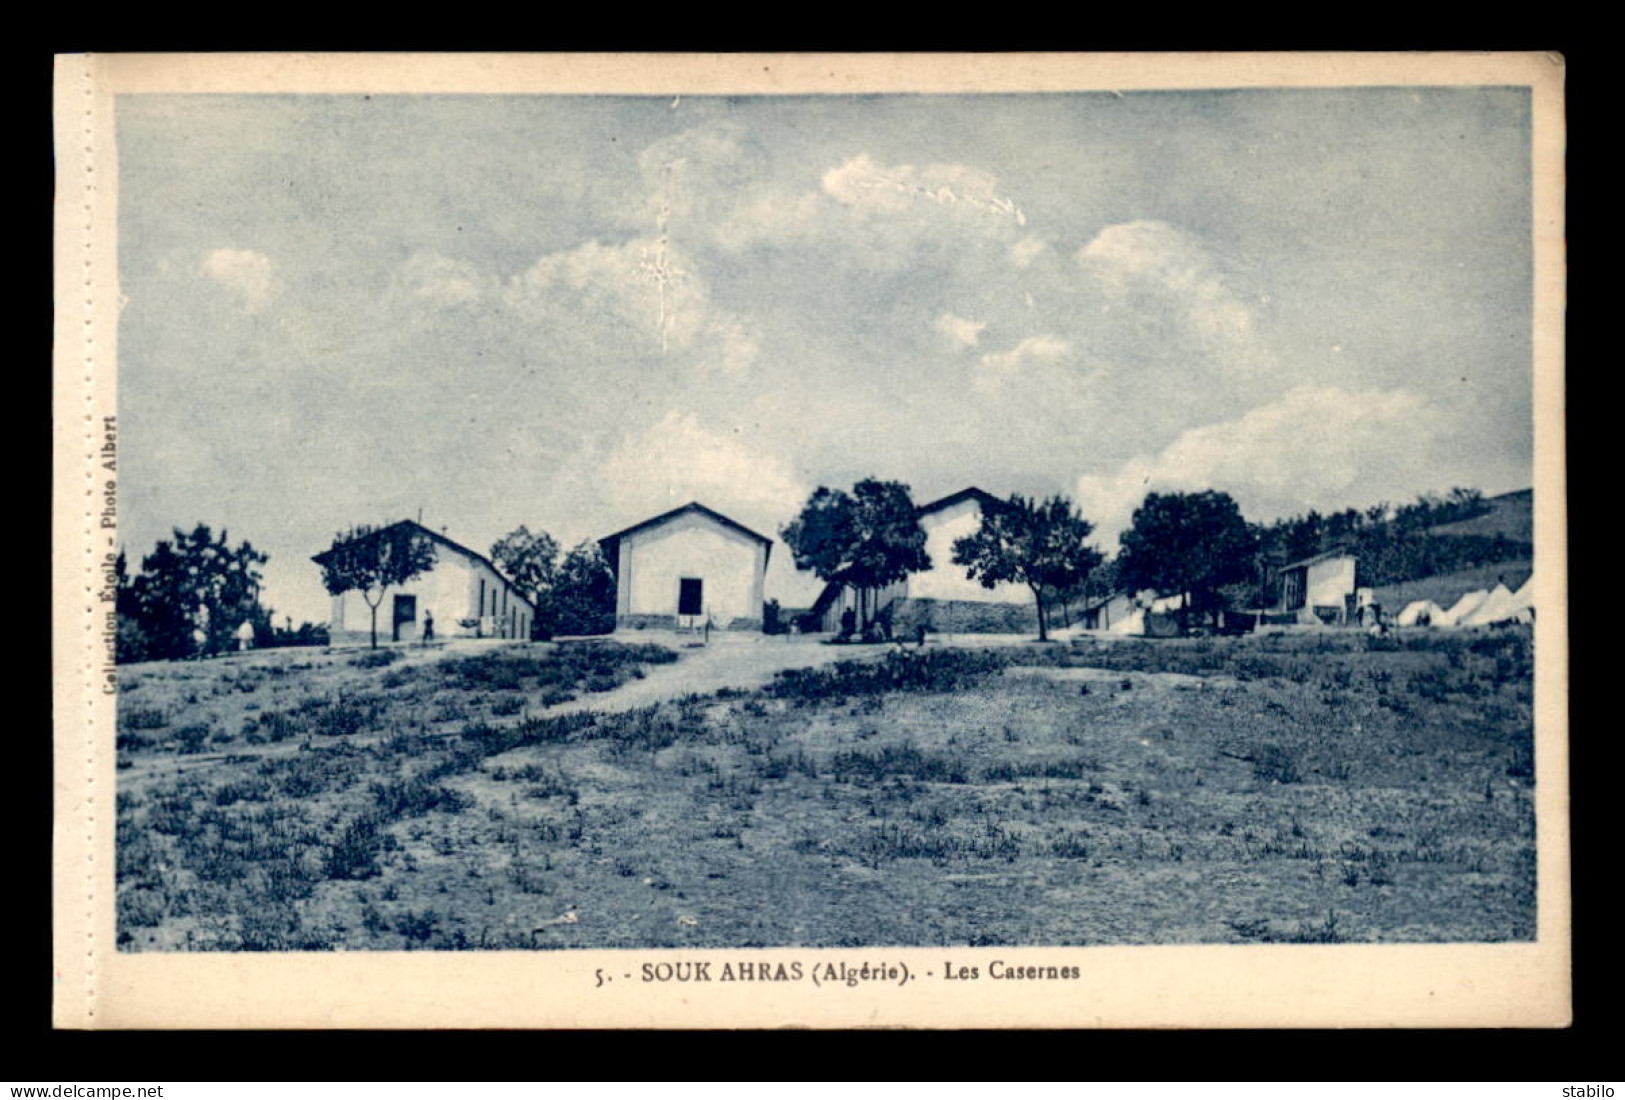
[116,88,1534,623]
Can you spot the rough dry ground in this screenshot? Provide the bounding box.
[114,629,1537,951]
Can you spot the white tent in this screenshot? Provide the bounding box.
[1397,599,1445,627]
[1462,583,1520,626]
[1149,592,1187,613]
[1436,588,1490,627]
[1511,575,1536,621]
[1107,609,1146,636]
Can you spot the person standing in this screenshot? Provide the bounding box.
[422,609,435,644]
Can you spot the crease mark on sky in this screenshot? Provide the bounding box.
[638,158,688,353]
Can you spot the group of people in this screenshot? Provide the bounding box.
[837,608,931,648]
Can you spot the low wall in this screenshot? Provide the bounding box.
[616,613,677,631]
[891,597,1034,635]
[617,613,762,632]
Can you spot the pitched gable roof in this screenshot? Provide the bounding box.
[916,486,1003,517]
[598,502,774,565]
[312,519,535,610]
[1279,546,1357,573]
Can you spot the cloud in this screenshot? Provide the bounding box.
[637,122,763,239]
[201,248,274,310]
[1008,236,1049,269]
[392,251,490,308]
[1075,385,1447,546]
[934,312,988,349]
[821,154,1026,226]
[714,153,1029,270]
[597,411,809,538]
[1077,220,1267,376]
[503,237,758,374]
[976,334,1073,391]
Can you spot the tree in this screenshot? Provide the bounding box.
[1116,490,1258,633]
[550,541,617,636]
[118,525,271,661]
[113,550,153,663]
[951,493,1104,641]
[317,523,437,648]
[782,479,931,632]
[491,526,561,638]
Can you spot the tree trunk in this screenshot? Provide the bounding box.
[1032,584,1048,642]
[365,591,383,649]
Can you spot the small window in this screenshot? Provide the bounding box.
[678,577,703,617]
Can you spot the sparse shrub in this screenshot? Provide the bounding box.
[770,648,1010,701]
[537,686,574,707]
[213,777,273,806]
[1284,910,1343,944]
[827,742,970,785]
[981,756,1098,782]
[394,909,441,944]
[352,648,402,669]
[122,705,169,730]
[119,887,167,929]
[321,695,381,736]
[369,776,474,820]
[1051,833,1091,859]
[256,709,303,742]
[323,815,384,880]
[174,724,211,754]
[490,695,524,717]
[1507,742,1534,779]
[1251,743,1302,784]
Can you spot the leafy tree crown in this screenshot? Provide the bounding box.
[319,523,438,601]
[782,479,931,590]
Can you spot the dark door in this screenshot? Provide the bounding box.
[392,594,417,642]
[678,577,703,617]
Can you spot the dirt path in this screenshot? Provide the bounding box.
[549,634,882,716]
[1003,665,1238,691]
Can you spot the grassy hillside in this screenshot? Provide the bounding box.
[1427,489,1534,543]
[1370,560,1533,612]
[116,632,1535,950]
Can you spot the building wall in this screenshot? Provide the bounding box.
[329,553,532,645]
[1305,556,1357,610]
[1084,592,1136,631]
[891,597,1034,635]
[616,513,766,630]
[813,497,1031,632]
[908,498,1031,604]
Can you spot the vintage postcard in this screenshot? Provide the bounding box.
[53,51,1568,1029]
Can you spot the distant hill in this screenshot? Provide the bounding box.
[1426,489,1533,543]
[1370,559,1533,613]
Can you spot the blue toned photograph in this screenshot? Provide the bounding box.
[110,87,1539,951]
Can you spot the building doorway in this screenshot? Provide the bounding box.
[677,577,703,618]
[392,594,417,642]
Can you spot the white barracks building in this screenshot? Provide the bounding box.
[314,520,536,645]
[812,487,1032,634]
[599,502,772,632]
